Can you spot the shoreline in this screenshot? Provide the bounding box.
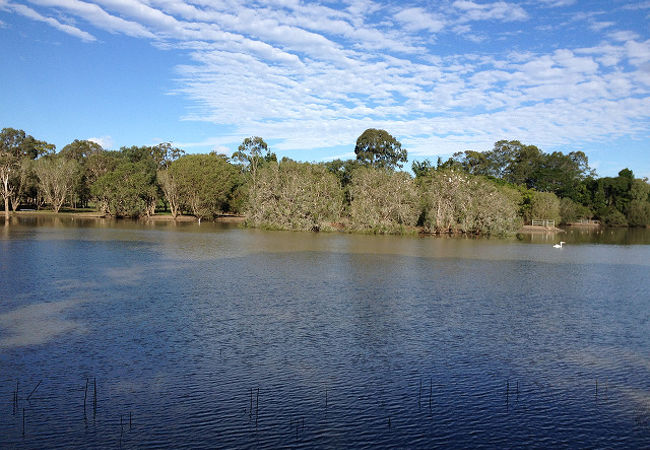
[8,210,641,234]
[9,210,246,223]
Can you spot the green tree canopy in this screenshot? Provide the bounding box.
[526,191,561,224]
[1,128,55,160]
[1,128,55,215]
[168,154,239,221]
[354,129,407,170]
[91,160,158,218]
[411,159,436,178]
[231,136,276,183]
[59,139,103,162]
[444,140,594,203]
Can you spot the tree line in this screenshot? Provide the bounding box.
[423,140,650,227]
[1,127,649,234]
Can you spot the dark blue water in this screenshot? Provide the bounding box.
[1,218,649,448]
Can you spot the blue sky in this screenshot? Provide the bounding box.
[1,0,649,178]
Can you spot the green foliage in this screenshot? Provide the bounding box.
[559,197,593,224]
[444,150,495,176]
[445,140,593,202]
[625,200,650,227]
[419,170,522,236]
[527,191,561,224]
[1,128,56,213]
[347,167,419,234]
[585,169,650,225]
[157,169,181,218]
[4,126,650,235]
[85,151,122,185]
[58,140,104,208]
[168,154,239,220]
[120,143,184,169]
[600,207,628,227]
[0,128,55,160]
[625,179,650,227]
[150,143,185,169]
[231,137,275,184]
[246,161,342,232]
[629,179,650,202]
[411,159,435,178]
[322,158,362,210]
[59,139,103,162]
[91,160,158,217]
[354,129,407,170]
[323,159,361,188]
[227,183,249,215]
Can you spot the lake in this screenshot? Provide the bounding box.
[1,216,649,448]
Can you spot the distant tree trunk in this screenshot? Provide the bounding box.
[147,201,156,217]
[1,174,10,219]
[169,201,179,220]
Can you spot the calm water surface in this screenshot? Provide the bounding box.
[1,216,649,448]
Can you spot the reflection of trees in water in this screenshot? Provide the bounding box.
[564,227,650,245]
[524,227,650,245]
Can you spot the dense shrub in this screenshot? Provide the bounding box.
[419,170,521,236]
[600,207,628,227]
[92,160,158,217]
[625,200,650,227]
[246,161,343,231]
[347,167,419,234]
[168,154,239,220]
[527,191,561,224]
[559,197,593,224]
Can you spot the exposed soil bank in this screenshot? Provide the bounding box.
[518,225,565,234]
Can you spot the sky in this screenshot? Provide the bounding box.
[0,0,649,178]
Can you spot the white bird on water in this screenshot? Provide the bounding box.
[553,241,566,248]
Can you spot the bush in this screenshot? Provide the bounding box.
[626,200,650,227]
[246,161,343,231]
[600,207,628,227]
[168,154,239,220]
[92,161,157,217]
[419,170,521,236]
[559,197,593,224]
[527,191,561,224]
[347,167,419,234]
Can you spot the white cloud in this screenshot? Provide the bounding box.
[320,152,356,162]
[626,39,650,66]
[608,30,641,42]
[452,1,528,22]
[537,0,576,7]
[621,1,650,10]
[589,21,614,32]
[5,1,95,41]
[27,0,155,38]
[87,135,114,149]
[5,0,650,161]
[394,7,445,33]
